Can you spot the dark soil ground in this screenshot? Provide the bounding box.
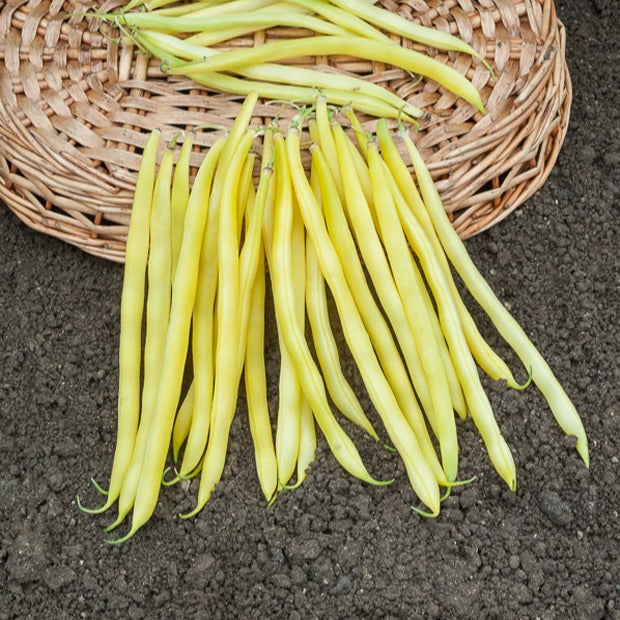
[1,0,618,618]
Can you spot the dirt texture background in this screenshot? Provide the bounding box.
[0,0,618,618]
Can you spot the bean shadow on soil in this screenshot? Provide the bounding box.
[0,1,618,618]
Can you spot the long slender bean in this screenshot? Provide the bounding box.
[172,383,194,463]
[170,134,193,281]
[261,134,304,489]
[375,152,516,489]
[376,120,522,389]
[106,146,174,531]
[340,112,465,417]
[333,123,453,441]
[331,0,493,72]
[78,130,160,514]
[182,129,257,518]
[178,94,260,478]
[244,138,278,501]
[169,35,485,113]
[118,10,348,37]
[311,143,446,486]
[106,133,226,542]
[245,247,279,502]
[287,127,440,512]
[402,130,589,468]
[271,130,386,487]
[286,0,391,42]
[305,221,378,439]
[137,30,422,120]
[366,142,459,482]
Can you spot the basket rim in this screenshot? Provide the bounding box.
[0,0,571,261]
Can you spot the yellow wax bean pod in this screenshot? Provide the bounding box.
[296,397,316,488]
[237,152,256,244]
[276,197,315,490]
[262,133,303,490]
[376,120,523,390]
[170,134,193,281]
[170,36,485,113]
[271,130,386,488]
[170,0,285,20]
[381,154,515,488]
[366,143,459,483]
[287,127,439,513]
[78,129,160,515]
[286,0,392,42]
[119,10,348,37]
[172,383,194,464]
[305,229,379,440]
[333,123,449,444]
[244,140,278,502]
[178,93,260,478]
[402,129,589,470]
[331,0,493,74]
[136,30,421,120]
[306,154,378,439]
[106,146,174,531]
[237,134,280,496]
[311,144,446,486]
[183,128,257,518]
[245,248,279,502]
[106,134,226,543]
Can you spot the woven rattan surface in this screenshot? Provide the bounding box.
[0,0,571,262]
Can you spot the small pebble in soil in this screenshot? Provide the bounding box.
[538,489,574,527]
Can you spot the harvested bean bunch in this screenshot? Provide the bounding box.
[78,93,588,542]
[91,0,491,120]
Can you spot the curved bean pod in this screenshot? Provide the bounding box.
[287,127,440,513]
[107,134,226,542]
[79,129,160,514]
[402,129,589,469]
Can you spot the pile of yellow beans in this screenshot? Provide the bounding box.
[78,93,588,542]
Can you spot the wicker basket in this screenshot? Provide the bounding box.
[0,0,571,262]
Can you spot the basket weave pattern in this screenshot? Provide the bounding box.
[0,0,571,262]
